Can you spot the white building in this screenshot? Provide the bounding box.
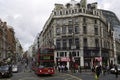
[37,0,114,69]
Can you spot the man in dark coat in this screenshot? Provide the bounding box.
[95,65,102,79]
[114,65,118,78]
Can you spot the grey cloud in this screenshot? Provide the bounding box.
[0,0,120,51]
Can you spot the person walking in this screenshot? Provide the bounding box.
[64,65,68,72]
[102,65,106,76]
[114,64,118,78]
[58,65,61,72]
[95,64,102,80]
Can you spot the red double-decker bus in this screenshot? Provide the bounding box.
[34,48,55,75]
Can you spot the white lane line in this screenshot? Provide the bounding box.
[65,74,82,80]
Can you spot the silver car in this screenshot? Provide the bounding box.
[12,65,18,73]
[110,65,120,74]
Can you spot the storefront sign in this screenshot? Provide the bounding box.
[95,57,102,61]
[60,57,70,62]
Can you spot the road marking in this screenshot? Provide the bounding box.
[65,74,82,80]
[0,79,11,80]
[18,77,45,80]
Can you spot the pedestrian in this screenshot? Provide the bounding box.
[64,65,68,72]
[92,65,95,73]
[74,63,78,73]
[61,65,65,72]
[58,65,61,72]
[114,64,118,78]
[102,65,106,76]
[95,64,101,80]
[24,62,28,72]
[78,65,82,73]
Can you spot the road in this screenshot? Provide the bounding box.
[0,62,119,80]
[0,70,120,80]
[0,70,82,80]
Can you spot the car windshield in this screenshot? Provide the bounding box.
[0,66,9,70]
[12,65,17,68]
[38,65,44,68]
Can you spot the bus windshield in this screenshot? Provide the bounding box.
[39,62,54,68]
[40,48,54,54]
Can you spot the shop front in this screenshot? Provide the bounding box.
[56,57,70,68]
[84,47,100,69]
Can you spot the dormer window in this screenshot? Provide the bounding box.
[76,3,80,8]
[66,3,71,8]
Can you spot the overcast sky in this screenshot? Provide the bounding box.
[0,0,120,51]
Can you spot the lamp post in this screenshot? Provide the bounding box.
[70,31,76,72]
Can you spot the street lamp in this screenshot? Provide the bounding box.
[69,31,76,72]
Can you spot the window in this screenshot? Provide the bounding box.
[94,27,98,35]
[95,39,99,47]
[75,26,79,34]
[62,26,66,34]
[69,38,73,49]
[77,52,79,56]
[104,41,107,48]
[83,17,86,22]
[83,26,87,34]
[60,11,62,15]
[72,51,76,56]
[75,18,79,24]
[75,9,77,13]
[63,19,67,24]
[83,9,85,13]
[69,9,71,14]
[57,52,59,57]
[62,39,67,49]
[68,26,73,34]
[54,12,56,15]
[60,52,64,57]
[72,10,74,13]
[56,20,60,24]
[94,20,97,24]
[79,9,82,13]
[83,38,87,47]
[66,11,68,14]
[56,39,61,49]
[75,38,80,49]
[56,28,60,35]
[65,52,67,57]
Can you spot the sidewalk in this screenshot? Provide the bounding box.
[56,69,120,80]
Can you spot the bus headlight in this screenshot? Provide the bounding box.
[40,70,42,72]
[48,70,50,72]
[51,70,53,72]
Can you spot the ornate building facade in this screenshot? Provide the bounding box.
[0,19,16,62]
[39,0,114,69]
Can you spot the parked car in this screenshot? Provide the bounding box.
[12,65,18,73]
[0,65,12,78]
[110,65,120,74]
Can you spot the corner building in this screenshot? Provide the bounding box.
[41,0,114,69]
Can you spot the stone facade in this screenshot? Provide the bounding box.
[0,19,16,61]
[39,0,114,69]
